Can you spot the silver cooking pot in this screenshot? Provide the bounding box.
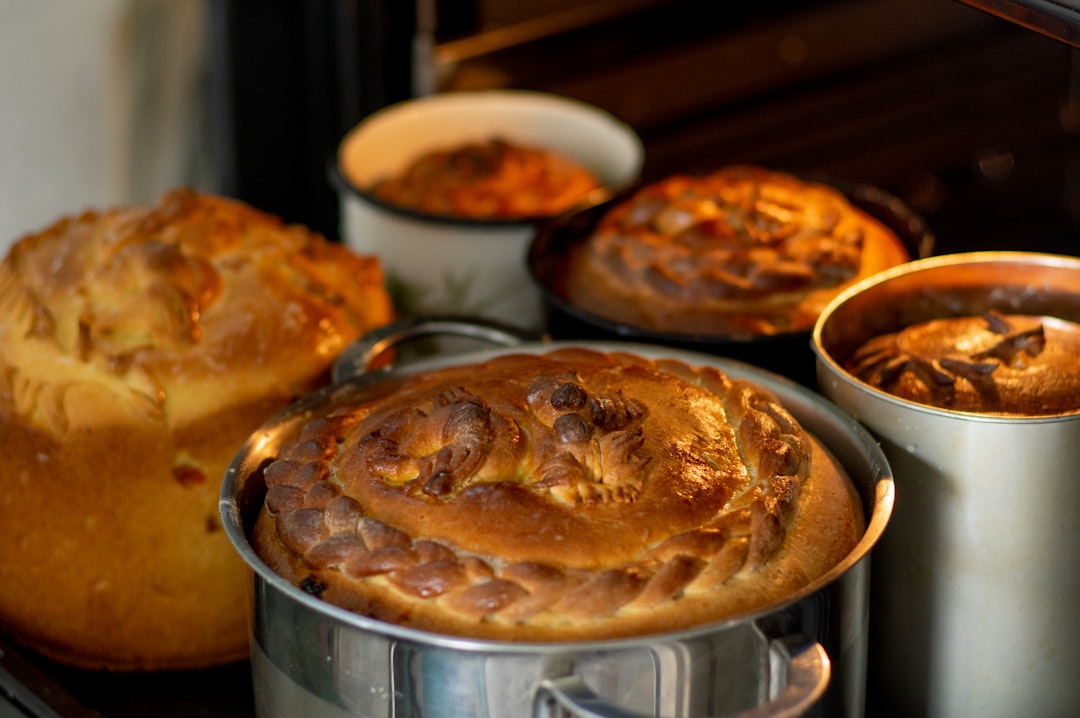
[812,252,1080,717]
[220,317,894,718]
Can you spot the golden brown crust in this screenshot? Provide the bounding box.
[845,311,1080,416]
[564,166,910,336]
[0,188,395,670]
[252,349,865,641]
[370,137,600,219]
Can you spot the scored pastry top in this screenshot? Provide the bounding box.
[0,187,394,431]
[253,348,865,641]
[369,137,601,220]
[563,165,910,336]
[846,311,1080,416]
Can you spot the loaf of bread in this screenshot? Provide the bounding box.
[845,310,1080,415]
[252,348,865,641]
[563,166,911,337]
[0,188,394,670]
[369,137,601,219]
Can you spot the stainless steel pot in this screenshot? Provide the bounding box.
[221,318,894,718]
[812,252,1080,718]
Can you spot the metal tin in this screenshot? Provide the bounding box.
[812,251,1080,718]
[222,319,894,718]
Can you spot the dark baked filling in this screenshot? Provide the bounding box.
[846,310,1080,415]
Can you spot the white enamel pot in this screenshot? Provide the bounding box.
[332,90,643,331]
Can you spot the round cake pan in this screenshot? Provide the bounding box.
[221,318,893,718]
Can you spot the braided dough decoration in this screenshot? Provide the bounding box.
[563,165,910,337]
[253,348,864,641]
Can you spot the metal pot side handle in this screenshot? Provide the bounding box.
[532,636,831,718]
[331,315,542,383]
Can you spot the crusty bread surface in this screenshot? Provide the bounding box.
[564,165,910,337]
[252,348,865,641]
[0,188,394,670]
[368,137,601,220]
[845,311,1080,416]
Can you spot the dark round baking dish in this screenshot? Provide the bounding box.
[527,175,935,388]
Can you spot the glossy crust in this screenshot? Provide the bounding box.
[0,188,394,670]
[846,311,1080,416]
[564,166,910,337]
[252,348,865,641]
[370,137,600,219]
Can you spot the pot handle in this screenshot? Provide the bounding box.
[532,635,830,718]
[332,315,541,383]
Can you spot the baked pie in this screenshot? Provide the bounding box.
[563,165,911,337]
[846,310,1080,416]
[370,137,601,220]
[252,348,865,641]
[0,188,394,669]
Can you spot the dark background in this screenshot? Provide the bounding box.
[208,0,1080,259]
